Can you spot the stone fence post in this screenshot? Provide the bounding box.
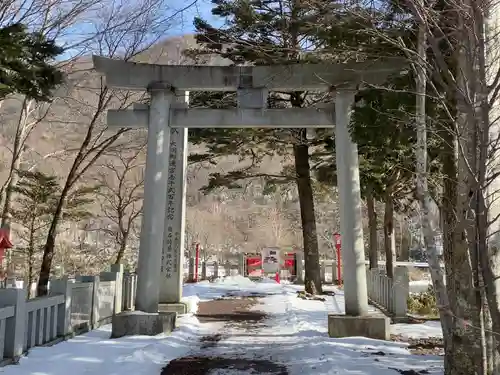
[201,262,207,280]
[188,257,195,281]
[238,253,246,276]
[393,266,409,319]
[0,288,26,359]
[213,262,219,279]
[77,275,100,328]
[0,288,27,359]
[50,277,73,338]
[101,264,124,314]
[295,252,304,284]
[122,273,135,311]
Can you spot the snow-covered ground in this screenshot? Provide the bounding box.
[2,275,444,375]
[410,279,433,294]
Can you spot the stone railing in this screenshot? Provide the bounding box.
[366,266,409,319]
[0,264,125,365]
[122,273,137,311]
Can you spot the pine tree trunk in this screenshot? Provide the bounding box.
[367,186,378,269]
[293,139,322,295]
[383,187,396,278]
[37,184,69,296]
[441,113,482,375]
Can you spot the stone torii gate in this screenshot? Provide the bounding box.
[93,56,403,338]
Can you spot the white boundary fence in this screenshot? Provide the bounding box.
[0,264,129,365]
[366,266,409,319]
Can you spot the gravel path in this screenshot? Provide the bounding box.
[161,296,288,375]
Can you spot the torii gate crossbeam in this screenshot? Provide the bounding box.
[93,55,405,339]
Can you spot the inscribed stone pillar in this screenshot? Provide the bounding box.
[334,89,369,316]
[159,91,189,304]
[135,84,172,313]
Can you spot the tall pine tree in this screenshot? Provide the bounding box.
[190,0,355,294]
[0,23,63,101]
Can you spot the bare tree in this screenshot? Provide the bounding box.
[96,145,145,264]
[372,0,500,372]
[36,0,196,295]
[366,184,378,268]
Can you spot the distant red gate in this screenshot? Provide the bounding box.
[246,255,262,276]
[245,252,297,278]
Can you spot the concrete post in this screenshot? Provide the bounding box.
[91,276,100,328]
[295,252,304,284]
[320,260,326,283]
[79,275,101,327]
[213,262,219,279]
[201,262,207,280]
[135,84,173,313]
[238,253,246,276]
[0,288,26,358]
[50,277,73,337]
[393,266,409,318]
[122,274,132,311]
[332,261,342,283]
[6,277,16,288]
[160,91,189,304]
[109,264,124,314]
[188,257,195,281]
[334,89,369,316]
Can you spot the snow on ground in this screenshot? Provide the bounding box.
[392,321,443,339]
[1,315,216,375]
[183,275,292,301]
[1,275,444,375]
[236,292,444,375]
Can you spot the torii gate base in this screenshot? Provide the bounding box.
[94,56,400,339]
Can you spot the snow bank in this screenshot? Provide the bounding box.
[181,295,200,314]
[2,315,209,375]
[213,275,256,287]
[183,275,296,301]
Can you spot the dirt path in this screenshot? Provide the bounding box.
[161,296,289,375]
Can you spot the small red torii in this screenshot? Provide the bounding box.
[0,227,13,267]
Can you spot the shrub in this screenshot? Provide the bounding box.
[407,285,438,316]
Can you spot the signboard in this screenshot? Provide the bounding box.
[261,247,280,273]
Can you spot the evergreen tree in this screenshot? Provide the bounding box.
[11,170,95,297]
[313,5,445,275]
[0,23,63,101]
[189,0,358,294]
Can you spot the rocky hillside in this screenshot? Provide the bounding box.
[0,35,348,276]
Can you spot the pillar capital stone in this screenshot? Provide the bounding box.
[333,85,358,96]
[147,81,174,93]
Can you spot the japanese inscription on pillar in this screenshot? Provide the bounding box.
[160,126,188,302]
